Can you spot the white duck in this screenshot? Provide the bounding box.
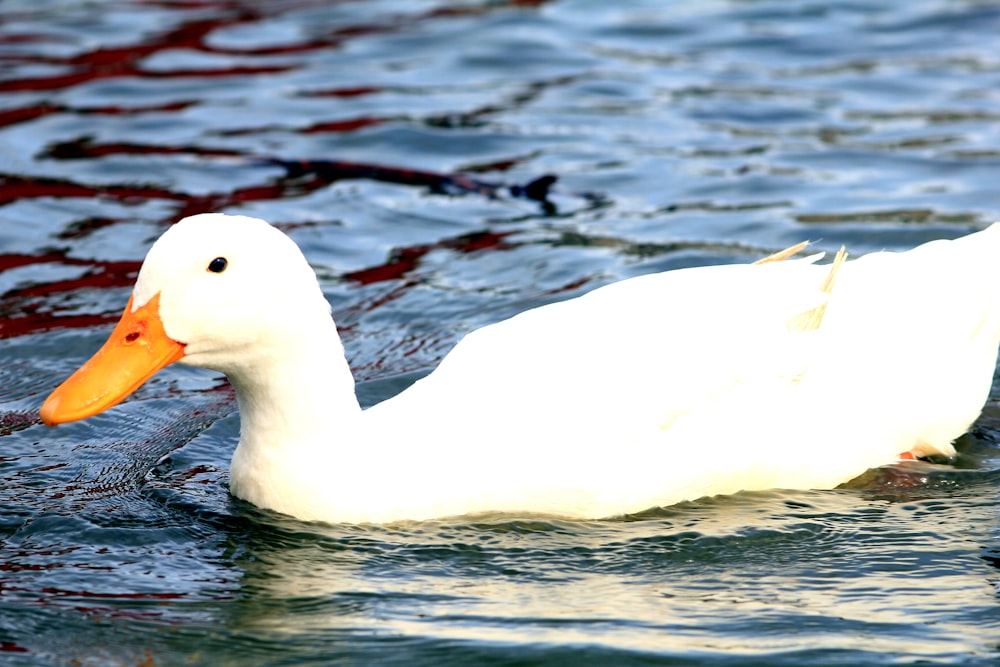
[40,214,1000,523]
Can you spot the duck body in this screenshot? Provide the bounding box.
[41,215,1000,523]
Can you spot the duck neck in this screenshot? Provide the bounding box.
[226,314,362,504]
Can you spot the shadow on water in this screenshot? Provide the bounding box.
[2,0,1000,664]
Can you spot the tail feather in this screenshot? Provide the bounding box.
[788,246,847,332]
[753,240,810,265]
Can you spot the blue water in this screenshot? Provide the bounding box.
[2,0,1000,664]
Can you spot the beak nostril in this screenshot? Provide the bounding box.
[124,331,141,344]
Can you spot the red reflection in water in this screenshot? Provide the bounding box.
[0,410,41,434]
[45,140,242,161]
[0,0,555,94]
[0,101,194,130]
[37,138,553,199]
[302,85,383,98]
[0,15,291,94]
[344,231,518,285]
[0,642,28,653]
[0,0,565,343]
[300,117,386,134]
[0,253,140,339]
[1,258,140,300]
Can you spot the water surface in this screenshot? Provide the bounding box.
[2,1,1000,664]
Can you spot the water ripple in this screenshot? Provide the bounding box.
[2,0,1000,665]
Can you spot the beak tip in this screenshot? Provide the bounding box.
[39,396,61,427]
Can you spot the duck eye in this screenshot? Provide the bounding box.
[207,257,228,273]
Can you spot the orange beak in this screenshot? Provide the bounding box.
[40,293,186,426]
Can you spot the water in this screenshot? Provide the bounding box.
[2,0,1000,664]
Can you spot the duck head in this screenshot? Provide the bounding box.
[40,213,332,426]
